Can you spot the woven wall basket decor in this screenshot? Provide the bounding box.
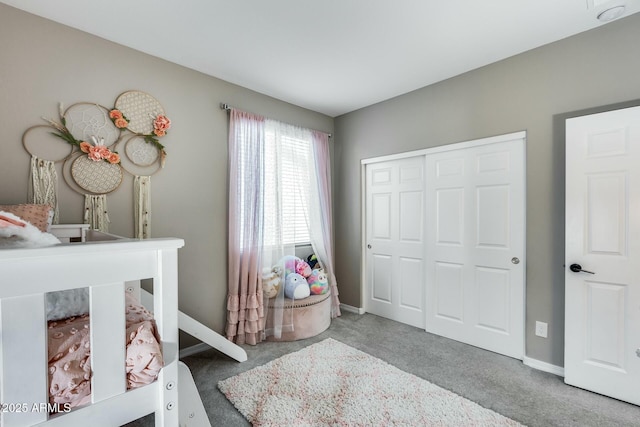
[64,102,121,147]
[71,155,123,194]
[124,135,159,167]
[115,91,165,135]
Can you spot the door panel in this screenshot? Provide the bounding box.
[565,105,640,405]
[399,256,423,310]
[435,262,464,322]
[365,156,425,328]
[585,281,625,369]
[399,191,423,241]
[477,185,510,247]
[425,137,525,359]
[372,254,392,302]
[586,173,626,255]
[476,266,509,333]
[372,193,392,239]
[436,188,464,245]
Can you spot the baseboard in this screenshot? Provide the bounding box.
[338,305,565,378]
[523,356,565,377]
[340,304,366,315]
[179,342,211,359]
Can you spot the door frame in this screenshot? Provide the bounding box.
[360,131,527,356]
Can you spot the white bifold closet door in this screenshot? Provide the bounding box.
[364,156,426,329]
[424,136,525,359]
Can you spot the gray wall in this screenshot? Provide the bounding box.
[334,13,640,367]
[4,3,640,367]
[0,4,333,347]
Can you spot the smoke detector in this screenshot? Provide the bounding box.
[597,5,626,21]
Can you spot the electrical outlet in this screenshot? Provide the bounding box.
[535,321,548,338]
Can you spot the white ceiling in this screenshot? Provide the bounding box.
[2,0,639,117]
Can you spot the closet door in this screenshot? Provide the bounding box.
[425,137,525,359]
[364,156,425,328]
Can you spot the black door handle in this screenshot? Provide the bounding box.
[569,263,595,274]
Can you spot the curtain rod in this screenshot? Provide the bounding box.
[220,103,332,138]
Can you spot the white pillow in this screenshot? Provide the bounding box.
[0,211,60,248]
[0,204,52,233]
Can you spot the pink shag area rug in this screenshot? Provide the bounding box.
[218,338,524,426]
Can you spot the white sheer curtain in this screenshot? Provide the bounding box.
[271,122,341,317]
[226,110,340,345]
[263,120,314,338]
[309,131,341,317]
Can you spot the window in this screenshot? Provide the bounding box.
[263,120,313,246]
[227,107,338,341]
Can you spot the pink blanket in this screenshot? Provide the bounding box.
[47,294,163,408]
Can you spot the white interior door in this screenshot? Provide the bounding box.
[364,156,425,328]
[424,136,525,359]
[565,106,640,405]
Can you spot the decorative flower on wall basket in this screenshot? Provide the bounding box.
[153,114,171,137]
[80,136,121,164]
[42,108,121,165]
[141,113,171,165]
[108,109,129,129]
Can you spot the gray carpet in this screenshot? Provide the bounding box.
[127,312,640,426]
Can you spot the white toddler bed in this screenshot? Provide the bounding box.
[0,228,206,426]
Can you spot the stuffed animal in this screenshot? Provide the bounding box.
[0,211,60,248]
[306,253,320,270]
[295,259,312,278]
[261,266,282,299]
[284,273,310,299]
[272,264,283,278]
[307,269,329,295]
[281,255,298,276]
[280,255,312,278]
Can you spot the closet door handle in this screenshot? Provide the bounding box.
[367,244,372,249]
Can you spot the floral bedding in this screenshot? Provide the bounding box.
[47,293,163,408]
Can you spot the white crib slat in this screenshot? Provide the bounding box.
[153,248,180,427]
[90,282,126,403]
[0,294,48,426]
[125,280,141,301]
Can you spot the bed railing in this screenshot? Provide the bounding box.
[0,237,184,427]
[52,224,248,363]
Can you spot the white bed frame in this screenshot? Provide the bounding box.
[0,229,209,426]
[52,225,248,365]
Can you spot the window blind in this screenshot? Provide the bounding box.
[262,125,312,246]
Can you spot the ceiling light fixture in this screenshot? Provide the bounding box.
[597,5,626,22]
